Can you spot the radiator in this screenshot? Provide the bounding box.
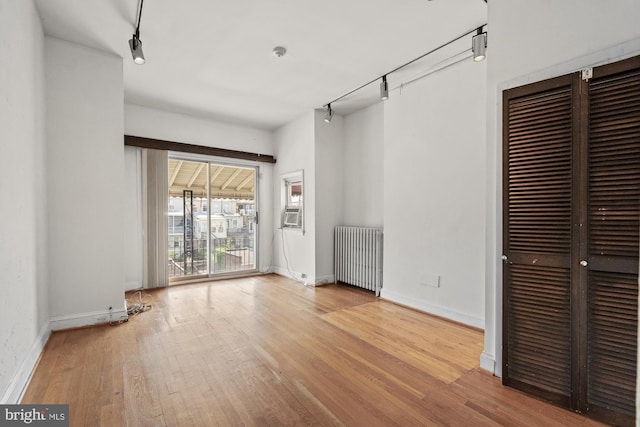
[334,226,383,296]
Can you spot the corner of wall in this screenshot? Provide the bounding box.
[0,0,50,406]
[44,35,126,319]
[0,322,51,404]
[480,351,496,375]
[272,112,317,280]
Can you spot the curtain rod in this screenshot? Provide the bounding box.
[124,135,277,164]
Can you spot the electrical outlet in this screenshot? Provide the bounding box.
[420,273,440,288]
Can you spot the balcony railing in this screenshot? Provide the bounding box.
[168,233,255,278]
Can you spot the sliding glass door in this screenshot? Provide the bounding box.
[168,157,257,280]
[208,165,256,275]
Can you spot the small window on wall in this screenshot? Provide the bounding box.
[281,170,303,230]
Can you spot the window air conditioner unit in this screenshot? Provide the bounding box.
[283,206,302,227]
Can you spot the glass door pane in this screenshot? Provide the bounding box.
[168,159,209,279]
[209,164,257,275]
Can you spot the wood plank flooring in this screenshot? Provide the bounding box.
[22,274,604,426]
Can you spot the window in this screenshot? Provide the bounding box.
[287,180,302,206]
[281,170,303,229]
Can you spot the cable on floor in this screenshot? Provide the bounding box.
[110,291,153,326]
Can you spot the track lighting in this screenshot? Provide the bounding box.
[129,35,145,64]
[321,24,486,113]
[472,27,487,62]
[380,75,389,101]
[129,0,146,64]
[324,104,334,123]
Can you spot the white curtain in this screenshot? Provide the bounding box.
[124,146,144,290]
[142,148,168,288]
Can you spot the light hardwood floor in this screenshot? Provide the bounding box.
[23,274,604,426]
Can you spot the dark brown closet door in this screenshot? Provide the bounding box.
[503,55,639,426]
[585,58,640,424]
[502,74,577,406]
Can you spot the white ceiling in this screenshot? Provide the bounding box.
[35,0,487,130]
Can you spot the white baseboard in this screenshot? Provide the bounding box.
[480,351,496,375]
[312,274,335,286]
[380,289,485,330]
[1,321,51,404]
[272,268,335,286]
[50,302,128,331]
[272,266,308,283]
[272,266,298,280]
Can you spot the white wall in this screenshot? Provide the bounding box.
[45,38,126,326]
[273,112,317,281]
[123,104,275,274]
[0,0,48,403]
[125,104,274,156]
[342,103,384,227]
[314,110,344,282]
[484,0,640,376]
[381,57,487,328]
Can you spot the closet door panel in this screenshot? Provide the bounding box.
[586,61,640,422]
[503,75,574,404]
[588,272,637,419]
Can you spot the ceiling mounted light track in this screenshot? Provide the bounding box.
[321,23,487,123]
[129,0,146,64]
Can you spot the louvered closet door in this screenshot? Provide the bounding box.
[585,59,639,423]
[502,74,576,406]
[504,56,640,426]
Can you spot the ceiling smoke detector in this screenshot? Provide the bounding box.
[272,46,287,58]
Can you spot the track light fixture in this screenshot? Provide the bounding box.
[321,24,487,113]
[128,0,146,64]
[324,104,334,123]
[380,75,389,101]
[129,35,145,64]
[472,26,487,62]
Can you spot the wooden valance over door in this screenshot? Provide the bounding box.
[503,55,640,426]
